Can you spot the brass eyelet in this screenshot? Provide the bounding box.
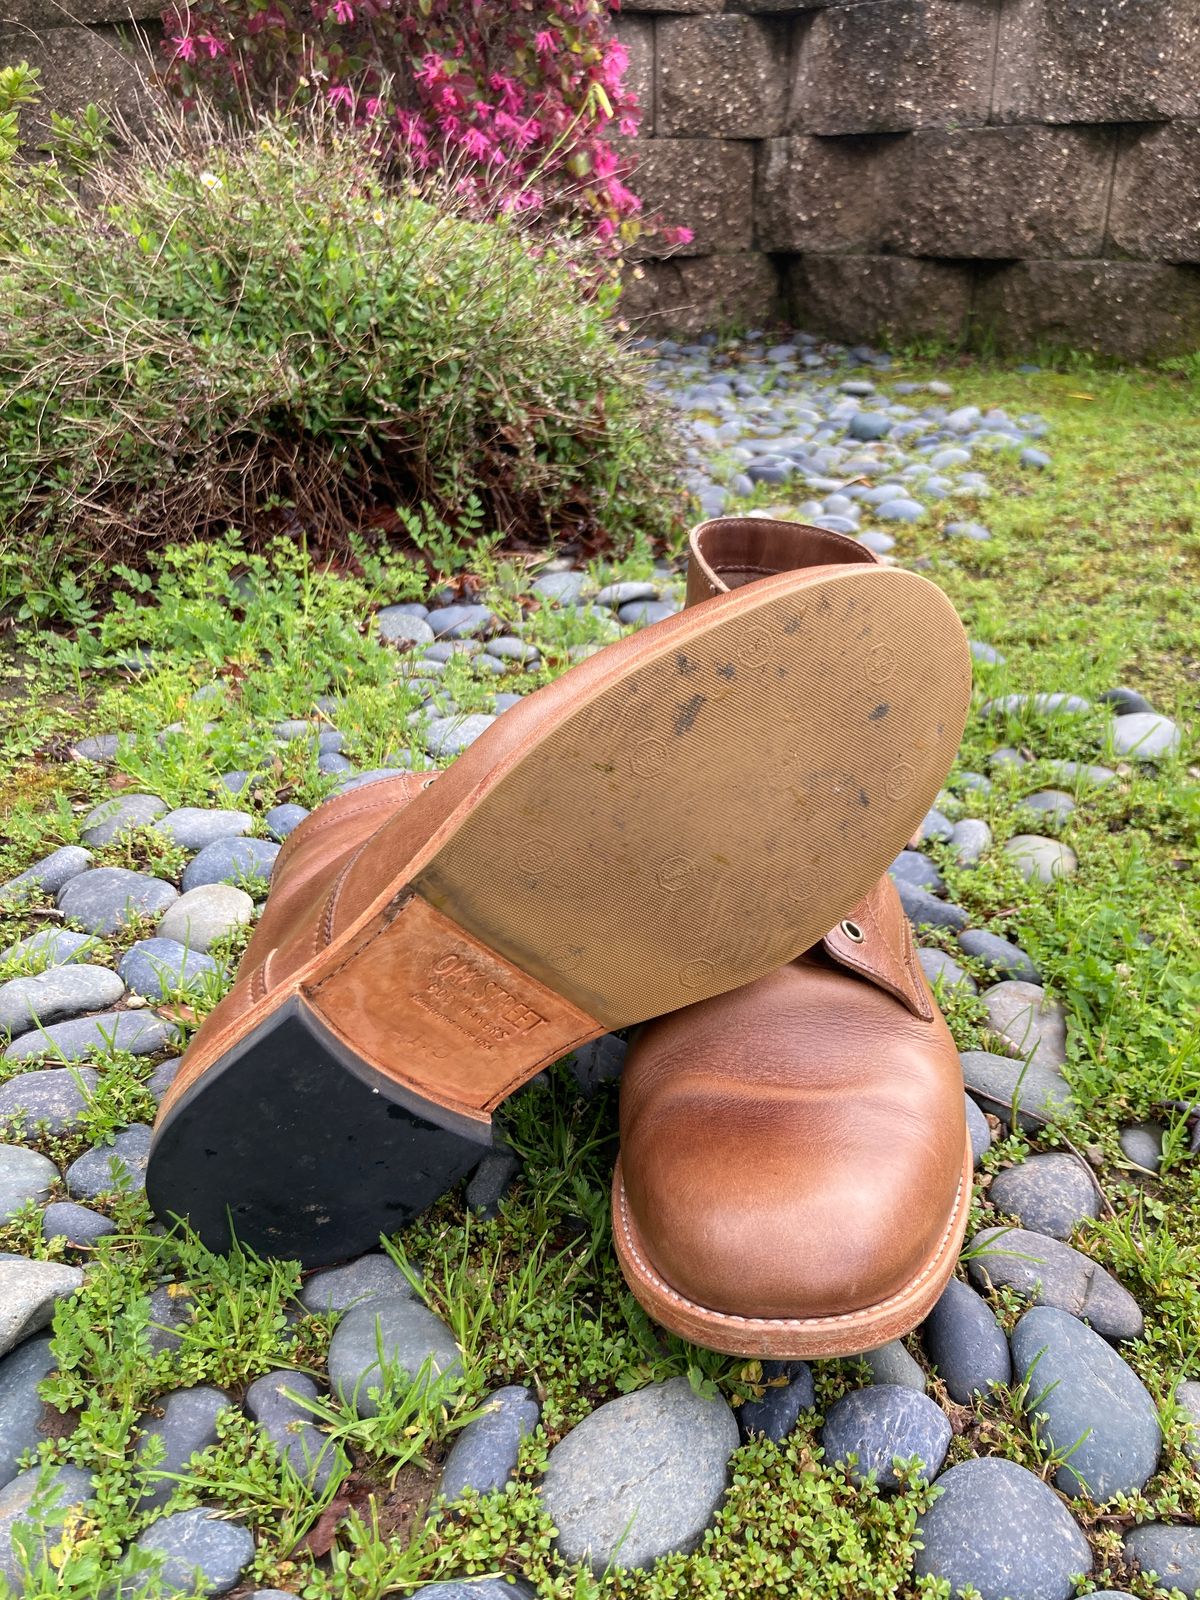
[420,775,438,790]
[840,919,865,944]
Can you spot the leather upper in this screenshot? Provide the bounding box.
[686,515,878,608]
[189,771,429,1053]
[618,901,966,1319]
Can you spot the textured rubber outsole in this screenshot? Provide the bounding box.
[146,998,488,1263]
[415,565,971,1024]
[611,1138,974,1358]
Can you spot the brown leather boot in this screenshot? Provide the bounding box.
[149,527,970,1265]
[612,518,972,1357]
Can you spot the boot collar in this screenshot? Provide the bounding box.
[686,516,879,608]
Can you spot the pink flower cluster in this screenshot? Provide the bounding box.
[158,0,686,255]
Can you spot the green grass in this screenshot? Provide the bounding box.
[0,354,1197,1598]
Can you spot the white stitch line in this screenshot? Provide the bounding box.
[615,1151,968,1333]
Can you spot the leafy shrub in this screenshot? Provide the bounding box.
[159,0,678,254]
[0,89,684,613]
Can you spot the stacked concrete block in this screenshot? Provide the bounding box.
[785,256,975,346]
[892,126,1117,259]
[6,0,1200,355]
[1,0,162,139]
[623,254,781,336]
[993,0,1200,125]
[791,0,997,135]
[615,15,656,136]
[973,261,1200,361]
[656,15,789,137]
[620,0,1200,355]
[621,138,757,255]
[1108,123,1200,262]
[757,135,904,255]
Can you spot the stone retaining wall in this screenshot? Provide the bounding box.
[4,0,1198,356]
[618,0,1200,357]
[1,0,161,140]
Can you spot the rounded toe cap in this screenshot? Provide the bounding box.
[618,966,967,1323]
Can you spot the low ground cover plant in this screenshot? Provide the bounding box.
[0,352,1197,1597]
[0,80,682,618]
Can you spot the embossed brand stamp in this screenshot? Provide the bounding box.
[410,949,549,1049]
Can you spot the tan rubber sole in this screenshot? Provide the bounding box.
[611,1138,974,1359]
[412,564,970,1027]
[148,565,969,1263]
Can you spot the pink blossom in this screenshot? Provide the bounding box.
[414,52,443,88]
[591,144,619,179]
[166,0,672,254]
[600,38,628,91]
[605,177,641,215]
[509,115,539,151]
[462,126,492,161]
[489,73,524,114]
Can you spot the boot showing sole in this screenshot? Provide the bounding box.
[149,563,970,1264]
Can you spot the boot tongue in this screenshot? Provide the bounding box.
[686,516,880,605]
[822,876,934,1021]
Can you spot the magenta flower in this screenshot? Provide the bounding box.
[413,52,443,88]
[601,39,627,91]
[592,144,618,179]
[161,0,674,255]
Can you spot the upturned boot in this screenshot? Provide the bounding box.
[148,524,970,1265]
